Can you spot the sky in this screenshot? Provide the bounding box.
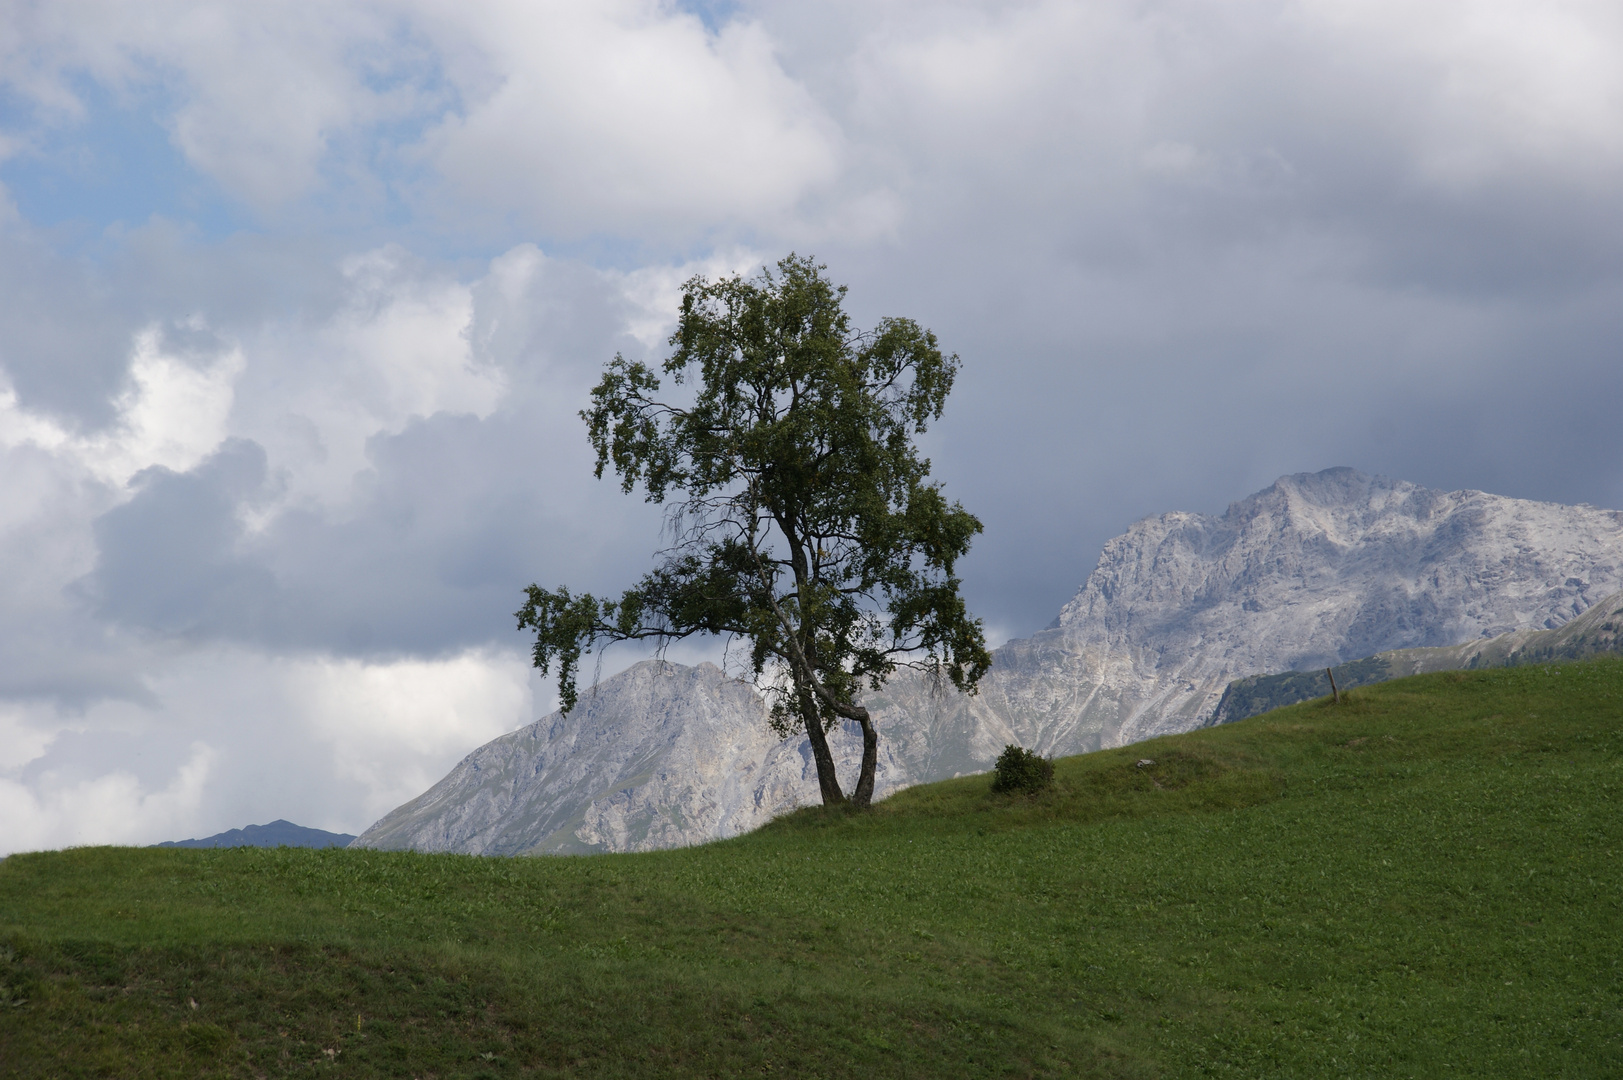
[2,0,1621,853]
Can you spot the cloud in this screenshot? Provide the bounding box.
[231,244,505,509]
[0,318,243,485]
[0,0,842,234]
[0,228,768,700]
[0,0,440,210]
[283,647,535,823]
[0,647,533,854]
[67,243,699,659]
[0,741,215,854]
[413,0,843,238]
[0,321,250,706]
[1309,0,1623,186]
[0,230,140,426]
[83,438,275,638]
[714,0,1619,304]
[7,0,1619,264]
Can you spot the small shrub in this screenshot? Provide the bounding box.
[991,745,1054,795]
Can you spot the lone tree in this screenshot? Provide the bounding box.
[517,254,990,808]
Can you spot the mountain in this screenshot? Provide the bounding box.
[156,820,357,849]
[870,466,1623,753]
[1211,588,1623,724]
[354,468,1623,855]
[352,661,911,856]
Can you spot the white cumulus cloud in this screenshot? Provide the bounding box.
[412,0,842,237]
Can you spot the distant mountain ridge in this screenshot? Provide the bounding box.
[354,468,1623,855]
[157,820,356,849]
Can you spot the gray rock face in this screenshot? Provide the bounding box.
[1209,587,1623,725]
[876,467,1623,751]
[353,660,909,855]
[355,468,1623,855]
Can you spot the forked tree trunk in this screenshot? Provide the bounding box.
[792,681,881,809]
[798,685,847,805]
[850,706,879,808]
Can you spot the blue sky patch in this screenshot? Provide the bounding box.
[0,78,250,242]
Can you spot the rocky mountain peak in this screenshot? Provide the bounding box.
[1057,468,1621,658]
[358,468,1623,855]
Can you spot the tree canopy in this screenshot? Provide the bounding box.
[517,254,989,807]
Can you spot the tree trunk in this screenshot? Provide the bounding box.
[798,684,846,805]
[850,706,878,809]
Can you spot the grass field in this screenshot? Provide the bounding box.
[2,660,1621,1078]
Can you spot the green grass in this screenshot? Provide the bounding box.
[3,660,1621,1078]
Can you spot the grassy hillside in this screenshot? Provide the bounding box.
[3,660,1621,1078]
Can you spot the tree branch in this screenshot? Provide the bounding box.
[742,486,868,725]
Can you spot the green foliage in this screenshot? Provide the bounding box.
[517,254,990,805]
[990,744,1054,794]
[4,658,1622,1077]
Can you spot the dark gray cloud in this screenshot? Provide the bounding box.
[85,439,278,637]
[0,233,134,428]
[81,402,670,659]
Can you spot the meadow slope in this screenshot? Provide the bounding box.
[2,660,1620,1078]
